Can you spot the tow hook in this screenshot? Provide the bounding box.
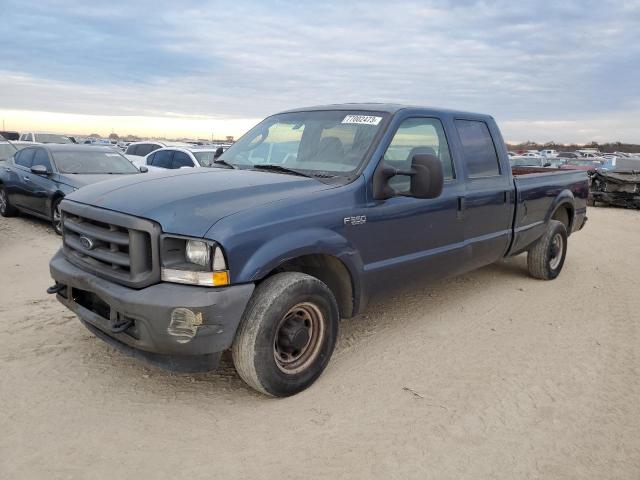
[47,283,66,295]
[110,318,134,334]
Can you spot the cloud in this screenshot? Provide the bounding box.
[1,0,639,141]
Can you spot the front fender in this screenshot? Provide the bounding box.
[235,227,364,307]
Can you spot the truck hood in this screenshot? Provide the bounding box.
[66,168,333,237]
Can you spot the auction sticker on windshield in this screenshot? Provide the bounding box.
[342,115,382,125]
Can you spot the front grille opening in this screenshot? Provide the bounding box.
[72,288,110,320]
[60,206,158,288]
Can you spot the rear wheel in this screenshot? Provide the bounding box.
[527,220,568,280]
[0,186,18,217]
[232,272,339,397]
[52,197,63,235]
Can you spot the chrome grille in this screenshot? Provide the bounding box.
[61,201,160,288]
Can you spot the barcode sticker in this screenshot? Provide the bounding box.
[342,115,382,125]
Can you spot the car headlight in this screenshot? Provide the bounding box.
[186,240,210,267]
[160,236,229,287]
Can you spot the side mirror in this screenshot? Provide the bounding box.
[373,154,444,200]
[214,147,224,159]
[31,164,50,175]
[139,166,148,173]
[544,162,551,167]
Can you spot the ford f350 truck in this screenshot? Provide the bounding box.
[48,104,588,397]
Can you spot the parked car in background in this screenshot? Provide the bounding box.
[124,141,189,167]
[558,152,579,159]
[539,149,558,158]
[0,140,41,162]
[48,103,588,397]
[19,132,74,144]
[509,155,550,168]
[144,147,221,171]
[0,145,141,234]
[560,159,603,172]
[0,131,20,141]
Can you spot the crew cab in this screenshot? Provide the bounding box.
[48,104,588,397]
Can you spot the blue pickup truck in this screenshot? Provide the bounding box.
[48,104,588,396]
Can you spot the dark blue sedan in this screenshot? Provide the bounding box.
[0,144,141,234]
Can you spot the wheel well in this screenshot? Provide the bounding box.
[264,254,355,318]
[552,204,573,232]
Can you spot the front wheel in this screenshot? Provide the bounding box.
[52,197,63,235]
[232,272,339,397]
[527,220,568,280]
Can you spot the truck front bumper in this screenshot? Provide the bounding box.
[49,249,254,372]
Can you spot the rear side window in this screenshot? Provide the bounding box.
[172,152,194,168]
[455,120,500,178]
[125,144,139,155]
[139,143,161,157]
[33,149,53,171]
[15,148,35,168]
[151,150,173,168]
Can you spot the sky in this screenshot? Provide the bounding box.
[1,0,639,143]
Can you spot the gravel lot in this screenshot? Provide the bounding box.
[0,208,638,479]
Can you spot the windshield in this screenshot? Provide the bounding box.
[35,134,73,144]
[219,110,387,176]
[193,151,216,167]
[52,150,139,174]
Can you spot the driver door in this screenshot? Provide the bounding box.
[356,116,466,289]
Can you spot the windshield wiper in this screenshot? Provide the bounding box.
[212,158,235,169]
[251,164,312,178]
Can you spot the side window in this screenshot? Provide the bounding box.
[172,152,194,169]
[151,150,173,168]
[383,117,454,192]
[15,148,35,168]
[455,120,500,178]
[144,144,162,156]
[146,152,156,165]
[33,149,53,171]
[125,144,138,155]
[136,144,154,157]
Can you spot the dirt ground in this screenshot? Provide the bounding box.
[0,208,638,480]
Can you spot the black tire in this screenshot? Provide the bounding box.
[527,220,568,280]
[0,185,18,217]
[52,197,63,235]
[232,272,339,397]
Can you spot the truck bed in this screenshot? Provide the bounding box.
[508,167,589,255]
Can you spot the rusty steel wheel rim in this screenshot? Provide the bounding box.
[549,233,563,270]
[274,302,325,375]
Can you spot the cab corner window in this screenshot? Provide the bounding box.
[455,119,500,178]
[383,117,454,193]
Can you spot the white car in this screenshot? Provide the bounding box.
[539,149,558,158]
[143,147,222,171]
[19,132,73,144]
[124,141,190,167]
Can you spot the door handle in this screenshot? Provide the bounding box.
[23,176,31,182]
[457,197,465,220]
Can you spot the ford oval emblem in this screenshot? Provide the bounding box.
[79,236,95,250]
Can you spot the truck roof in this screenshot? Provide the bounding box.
[282,103,493,119]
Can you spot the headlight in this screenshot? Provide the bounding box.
[161,236,229,287]
[186,240,210,267]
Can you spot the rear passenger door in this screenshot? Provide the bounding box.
[454,119,514,269]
